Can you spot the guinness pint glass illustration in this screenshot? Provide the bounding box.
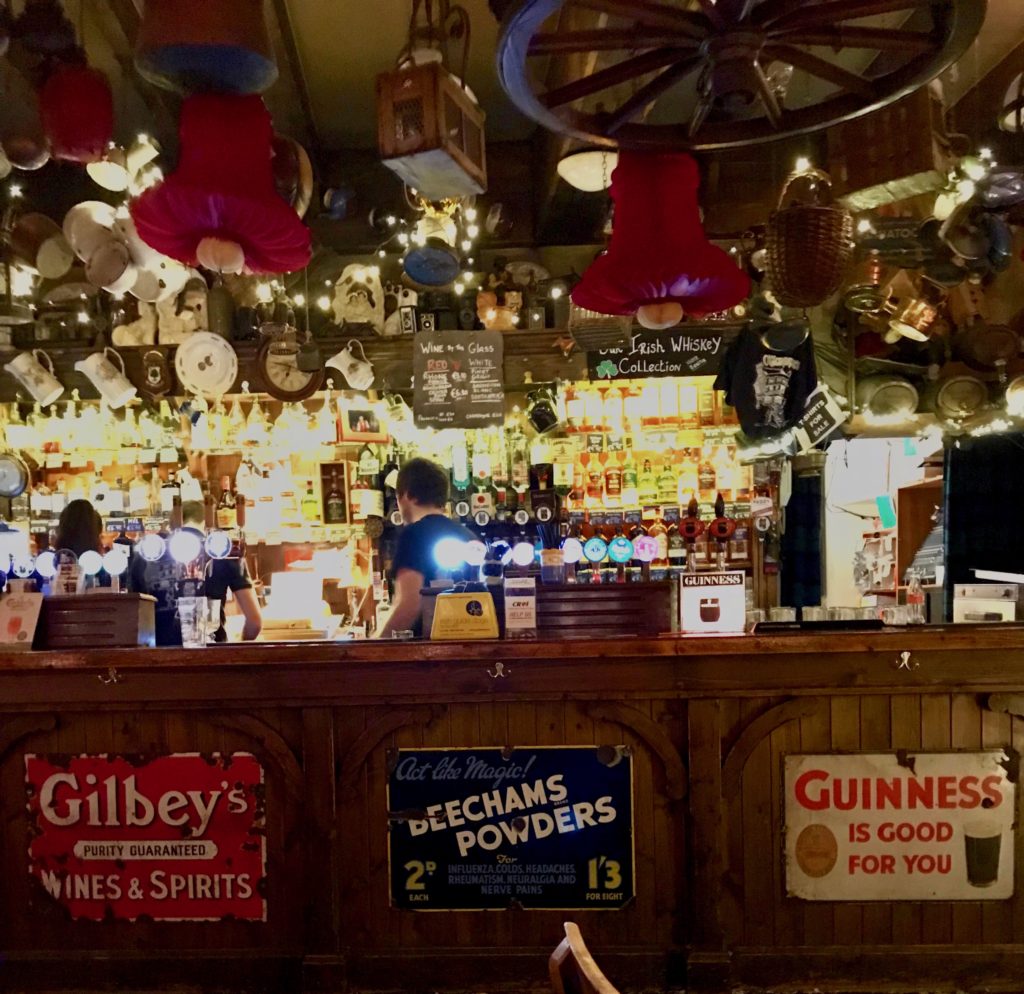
[700,597,721,623]
[964,820,1002,887]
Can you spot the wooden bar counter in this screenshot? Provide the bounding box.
[2,627,1024,992]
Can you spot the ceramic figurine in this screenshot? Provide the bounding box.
[332,263,384,333]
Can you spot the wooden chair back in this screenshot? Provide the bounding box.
[549,922,620,994]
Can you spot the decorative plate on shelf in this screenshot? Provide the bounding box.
[174,332,239,398]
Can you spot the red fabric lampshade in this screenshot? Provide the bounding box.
[572,151,750,329]
[39,64,114,164]
[131,93,311,275]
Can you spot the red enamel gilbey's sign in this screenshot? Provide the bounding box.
[26,753,266,922]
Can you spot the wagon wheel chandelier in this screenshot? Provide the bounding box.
[496,0,985,150]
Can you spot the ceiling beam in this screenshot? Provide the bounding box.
[533,4,608,240]
[269,0,323,155]
[95,0,179,145]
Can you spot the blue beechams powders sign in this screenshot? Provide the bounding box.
[388,746,634,910]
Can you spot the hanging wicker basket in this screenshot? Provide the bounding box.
[765,168,853,309]
[568,301,632,352]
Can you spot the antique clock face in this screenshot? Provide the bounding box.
[256,340,324,401]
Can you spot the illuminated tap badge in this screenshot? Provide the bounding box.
[25,753,266,922]
[679,570,746,633]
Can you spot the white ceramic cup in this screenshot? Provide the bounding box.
[74,346,137,408]
[326,339,374,391]
[4,348,63,405]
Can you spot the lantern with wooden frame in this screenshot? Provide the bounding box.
[377,0,486,200]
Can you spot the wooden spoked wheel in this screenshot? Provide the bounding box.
[497,0,985,149]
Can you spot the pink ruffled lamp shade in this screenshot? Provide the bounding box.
[39,63,113,164]
[572,151,750,330]
[131,93,311,275]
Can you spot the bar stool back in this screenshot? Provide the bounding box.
[548,922,619,994]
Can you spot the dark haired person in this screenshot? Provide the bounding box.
[376,457,473,638]
[129,501,262,645]
[55,499,103,559]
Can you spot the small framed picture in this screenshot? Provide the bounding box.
[337,396,388,443]
[527,306,546,329]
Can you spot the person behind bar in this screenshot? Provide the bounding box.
[129,501,262,644]
[376,457,473,639]
[55,499,103,559]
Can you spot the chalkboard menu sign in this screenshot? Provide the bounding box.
[413,329,505,428]
[588,326,741,382]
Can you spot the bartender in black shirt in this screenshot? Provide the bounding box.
[376,458,473,638]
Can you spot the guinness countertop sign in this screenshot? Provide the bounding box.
[588,326,741,382]
[680,570,746,633]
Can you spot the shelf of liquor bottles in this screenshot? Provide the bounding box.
[1,387,384,545]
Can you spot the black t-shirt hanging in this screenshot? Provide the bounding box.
[713,326,817,439]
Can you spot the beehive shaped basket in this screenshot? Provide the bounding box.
[766,169,854,309]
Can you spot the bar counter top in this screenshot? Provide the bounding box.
[1,625,1023,706]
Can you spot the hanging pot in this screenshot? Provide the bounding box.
[843,251,892,315]
[940,204,990,261]
[1006,374,1024,416]
[855,374,919,418]
[953,323,1020,370]
[922,366,989,422]
[764,168,853,308]
[759,317,809,352]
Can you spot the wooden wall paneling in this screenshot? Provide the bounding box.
[739,698,775,947]
[950,694,983,946]
[627,699,660,948]
[720,696,746,946]
[1012,707,1024,947]
[830,696,863,946]
[194,707,305,954]
[981,705,1014,944]
[770,717,803,948]
[448,703,483,956]
[478,699,516,957]
[686,698,727,988]
[652,699,686,952]
[889,693,923,946]
[0,715,57,950]
[300,707,339,968]
[859,694,894,946]
[336,705,373,953]
[919,694,953,944]
[359,704,393,954]
[799,694,834,947]
[394,703,430,954]
[527,698,567,954]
